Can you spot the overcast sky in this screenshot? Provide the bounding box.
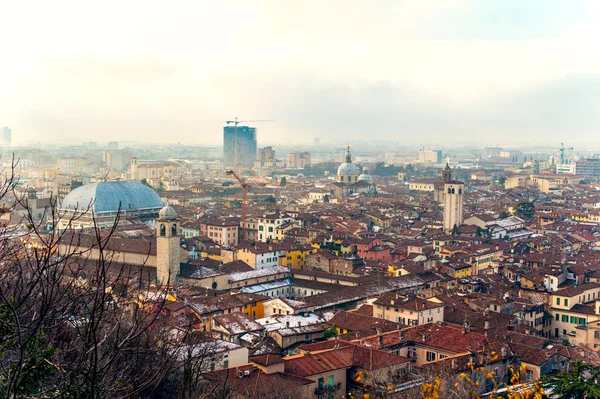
[1,0,599,146]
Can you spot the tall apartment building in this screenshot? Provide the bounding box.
[575,159,600,181]
[286,152,312,168]
[1,127,12,146]
[103,150,132,171]
[223,126,257,167]
[258,146,276,163]
[418,149,442,164]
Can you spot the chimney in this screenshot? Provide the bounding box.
[463,320,470,334]
[286,321,290,328]
[376,327,382,335]
[378,335,383,346]
[484,319,489,331]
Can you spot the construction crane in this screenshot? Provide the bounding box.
[225,118,274,167]
[225,169,248,243]
[559,142,574,164]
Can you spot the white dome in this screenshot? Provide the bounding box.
[358,166,373,182]
[338,162,361,176]
[159,204,178,220]
[358,173,373,182]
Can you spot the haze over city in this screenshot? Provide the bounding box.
[2,0,600,146]
[4,2,600,399]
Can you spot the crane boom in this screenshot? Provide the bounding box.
[225,170,248,243]
[559,142,574,164]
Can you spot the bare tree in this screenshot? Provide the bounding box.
[0,160,193,398]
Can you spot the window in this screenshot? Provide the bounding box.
[305,333,311,340]
[527,370,533,381]
[318,378,324,389]
[562,315,568,323]
[564,299,568,307]
[579,318,586,325]
[594,331,600,339]
[426,351,436,362]
[556,298,560,305]
[570,316,577,324]
[328,375,334,387]
[555,313,559,321]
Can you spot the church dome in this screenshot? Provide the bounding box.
[337,145,361,178]
[358,167,373,182]
[159,204,178,220]
[61,181,163,214]
[338,162,361,176]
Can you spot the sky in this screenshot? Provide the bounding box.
[1,0,600,146]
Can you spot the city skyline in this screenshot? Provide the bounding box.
[2,1,600,145]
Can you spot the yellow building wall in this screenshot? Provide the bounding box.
[243,301,265,319]
[453,267,472,279]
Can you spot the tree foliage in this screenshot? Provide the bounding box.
[514,201,535,219]
[0,159,213,398]
[541,360,600,399]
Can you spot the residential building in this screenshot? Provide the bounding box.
[286,151,311,168]
[576,159,600,181]
[373,294,445,325]
[258,146,276,163]
[103,150,132,171]
[130,158,183,181]
[418,149,442,164]
[256,213,295,242]
[550,283,600,339]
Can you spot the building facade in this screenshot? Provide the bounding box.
[286,152,312,169]
[258,146,276,163]
[223,126,257,167]
[443,180,464,233]
[576,159,600,181]
[418,149,442,164]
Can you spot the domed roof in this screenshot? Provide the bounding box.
[61,181,163,214]
[337,145,361,176]
[159,204,178,220]
[358,167,373,182]
[338,162,361,176]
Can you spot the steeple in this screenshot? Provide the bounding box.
[442,162,452,183]
[345,146,352,163]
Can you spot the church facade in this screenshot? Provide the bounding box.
[330,146,377,197]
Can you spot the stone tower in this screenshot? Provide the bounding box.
[156,204,180,284]
[130,157,139,181]
[444,180,464,233]
[442,162,452,183]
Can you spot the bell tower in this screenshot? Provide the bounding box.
[156,204,180,284]
[442,162,452,183]
[444,181,464,234]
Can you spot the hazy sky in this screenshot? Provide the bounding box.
[1,0,600,146]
